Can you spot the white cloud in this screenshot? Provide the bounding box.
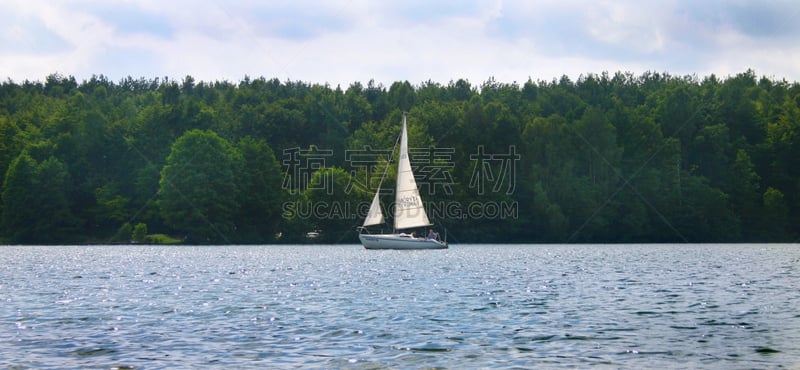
[1,0,798,85]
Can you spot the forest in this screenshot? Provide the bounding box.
[0,70,798,244]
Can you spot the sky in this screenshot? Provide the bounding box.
[2,0,799,87]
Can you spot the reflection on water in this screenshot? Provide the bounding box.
[1,244,798,368]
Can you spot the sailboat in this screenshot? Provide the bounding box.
[358,113,448,250]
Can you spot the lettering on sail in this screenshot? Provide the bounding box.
[396,195,420,209]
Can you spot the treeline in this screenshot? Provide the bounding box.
[0,70,798,244]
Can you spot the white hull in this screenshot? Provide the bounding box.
[358,114,449,250]
[359,233,448,250]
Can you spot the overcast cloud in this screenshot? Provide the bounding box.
[2,0,799,86]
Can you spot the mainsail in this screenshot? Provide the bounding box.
[393,113,432,230]
[357,112,447,249]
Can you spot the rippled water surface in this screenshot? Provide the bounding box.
[1,244,799,368]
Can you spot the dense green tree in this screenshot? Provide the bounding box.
[728,149,761,239]
[132,222,147,243]
[0,71,798,243]
[716,70,762,145]
[1,153,38,242]
[2,152,76,243]
[90,183,131,235]
[765,96,800,227]
[364,79,388,121]
[669,175,740,242]
[759,187,790,241]
[387,81,416,111]
[342,82,373,132]
[302,166,368,243]
[448,79,475,101]
[157,129,241,243]
[656,83,702,151]
[234,137,284,242]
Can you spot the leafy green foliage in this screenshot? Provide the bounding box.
[234,137,284,243]
[2,152,78,243]
[158,130,241,243]
[302,166,369,243]
[0,71,798,243]
[132,223,147,243]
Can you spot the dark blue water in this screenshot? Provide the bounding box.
[1,244,798,368]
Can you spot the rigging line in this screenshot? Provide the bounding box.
[357,124,402,237]
[373,125,402,193]
[439,222,460,244]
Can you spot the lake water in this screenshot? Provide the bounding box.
[1,244,798,369]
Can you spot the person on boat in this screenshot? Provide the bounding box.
[411,231,417,238]
[427,229,440,241]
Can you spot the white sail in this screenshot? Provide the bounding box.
[362,190,384,227]
[394,113,432,230]
[358,112,447,249]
